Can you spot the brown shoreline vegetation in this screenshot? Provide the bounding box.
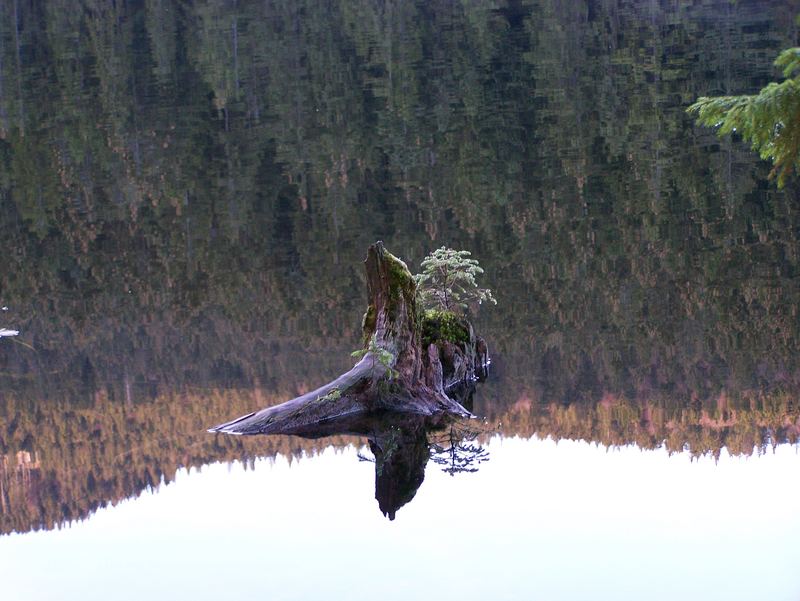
[2,384,798,535]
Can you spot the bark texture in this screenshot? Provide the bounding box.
[209,242,487,435]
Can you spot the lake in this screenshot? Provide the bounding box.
[1,1,800,599]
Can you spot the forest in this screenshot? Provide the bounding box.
[1,0,800,533]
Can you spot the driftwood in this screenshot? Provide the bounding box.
[209,242,488,435]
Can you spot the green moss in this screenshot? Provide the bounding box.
[383,250,417,327]
[420,309,470,347]
[385,251,415,300]
[361,304,377,343]
[315,388,341,403]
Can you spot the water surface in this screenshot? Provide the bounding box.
[3,439,799,601]
[1,1,800,598]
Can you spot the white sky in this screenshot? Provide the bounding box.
[1,436,798,601]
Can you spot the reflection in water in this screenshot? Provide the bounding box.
[369,422,432,521]
[0,388,361,535]
[258,410,490,520]
[369,420,489,519]
[429,423,490,476]
[3,438,799,601]
[496,388,800,458]
[2,385,797,534]
[0,1,798,414]
[0,0,798,568]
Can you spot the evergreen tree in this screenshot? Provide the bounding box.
[688,47,800,187]
[414,247,496,313]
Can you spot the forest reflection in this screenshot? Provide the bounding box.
[1,0,800,542]
[2,381,797,534]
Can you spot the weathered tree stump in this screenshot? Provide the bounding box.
[209,242,488,435]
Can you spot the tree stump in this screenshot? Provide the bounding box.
[209,242,488,435]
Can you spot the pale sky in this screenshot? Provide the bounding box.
[2,436,798,601]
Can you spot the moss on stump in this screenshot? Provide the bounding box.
[420,309,470,347]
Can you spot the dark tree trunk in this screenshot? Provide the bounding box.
[209,242,487,435]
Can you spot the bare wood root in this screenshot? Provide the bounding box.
[209,242,480,436]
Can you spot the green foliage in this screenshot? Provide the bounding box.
[351,334,399,380]
[414,247,496,313]
[420,309,470,347]
[688,47,800,187]
[315,388,341,402]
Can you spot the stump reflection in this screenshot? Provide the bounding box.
[284,411,489,520]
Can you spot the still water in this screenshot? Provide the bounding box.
[2,0,800,599]
[4,439,800,601]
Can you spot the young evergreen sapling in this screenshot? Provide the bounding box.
[351,334,399,380]
[414,247,496,313]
